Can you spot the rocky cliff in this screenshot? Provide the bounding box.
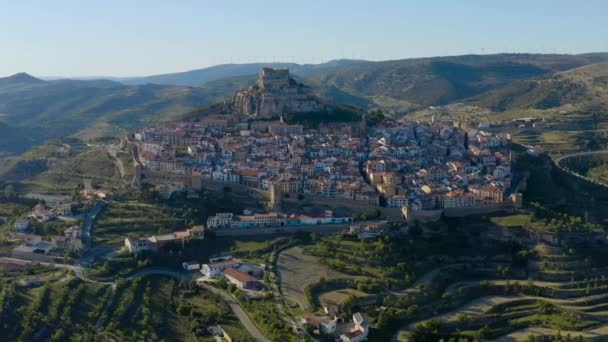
[231,67,325,118]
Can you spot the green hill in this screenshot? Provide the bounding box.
[0,76,241,154]
[466,62,608,112]
[302,53,608,110]
[2,53,608,156]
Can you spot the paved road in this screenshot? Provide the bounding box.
[553,150,608,188]
[124,268,270,342]
[199,282,271,342]
[553,150,608,165]
[2,257,269,342]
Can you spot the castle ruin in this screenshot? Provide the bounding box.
[231,67,325,119]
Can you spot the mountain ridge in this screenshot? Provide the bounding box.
[2,53,608,156]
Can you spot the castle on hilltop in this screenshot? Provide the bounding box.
[231,67,325,119]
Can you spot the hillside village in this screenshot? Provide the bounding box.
[132,68,516,227]
[1,65,605,342]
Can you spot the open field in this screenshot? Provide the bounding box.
[588,164,608,185]
[94,200,183,244]
[19,147,125,194]
[490,214,533,228]
[318,288,370,307]
[277,246,355,309]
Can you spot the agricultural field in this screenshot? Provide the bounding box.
[277,246,356,309]
[93,200,186,244]
[394,242,608,341]
[271,203,608,341]
[19,146,125,194]
[318,288,370,307]
[100,276,254,341]
[588,164,608,185]
[0,264,254,342]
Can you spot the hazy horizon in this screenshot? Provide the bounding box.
[0,50,604,80]
[2,0,607,77]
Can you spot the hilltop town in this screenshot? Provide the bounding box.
[132,69,517,226]
[1,66,606,342]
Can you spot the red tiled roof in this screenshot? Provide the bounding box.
[344,329,364,338]
[224,268,255,283]
[206,260,239,268]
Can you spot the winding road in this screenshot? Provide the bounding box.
[2,258,269,342]
[553,150,608,165]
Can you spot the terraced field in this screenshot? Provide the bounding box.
[0,266,254,341]
[277,246,357,309]
[396,243,608,341]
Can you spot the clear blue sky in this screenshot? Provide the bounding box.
[1,0,607,77]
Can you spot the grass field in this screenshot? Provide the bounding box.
[588,164,608,185]
[94,200,184,244]
[490,214,533,228]
[18,146,125,194]
[318,288,369,307]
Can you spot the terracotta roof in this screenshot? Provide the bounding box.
[343,329,364,338]
[206,259,239,268]
[224,268,255,283]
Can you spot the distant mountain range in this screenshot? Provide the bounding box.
[114,60,366,86]
[1,53,608,155]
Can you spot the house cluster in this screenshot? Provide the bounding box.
[29,202,74,222]
[134,117,512,210]
[124,226,205,253]
[365,121,512,210]
[349,223,385,239]
[12,226,84,261]
[206,209,352,230]
[199,256,265,291]
[134,119,379,206]
[301,312,369,342]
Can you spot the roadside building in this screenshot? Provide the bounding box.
[201,259,241,278]
[124,237,150,253]
[182,261,200,271]
[340,312,369,342]
[301,313,337,335]
[223,268,257,289]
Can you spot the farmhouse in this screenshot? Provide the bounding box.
[201,259,241,278]
[223,268,257,289]
[124,237,150,253]
[182,261,200,271]
[301,313,337,335]
[124,226,205,253]
[340,312,369,342]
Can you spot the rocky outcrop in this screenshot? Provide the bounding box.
[231,68,325,119]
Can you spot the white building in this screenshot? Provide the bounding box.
[201,259,240,278]
[301,314,337,335]
[207,213,234,229]
[14,219,30,233]
[124,237,150,253]
[340,313,369,342]
[182,261,200,271]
